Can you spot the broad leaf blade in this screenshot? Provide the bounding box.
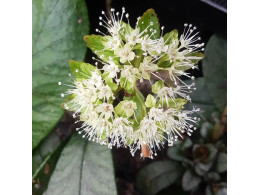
[136,161,183,195]
[182,170,201,191]
[32,0,89,149]
[138,9,160,39]
[46,135,117,195]
[32,131,68,194]
[185,78,218,126]
[202,35,227,111]
[32,132,61,180]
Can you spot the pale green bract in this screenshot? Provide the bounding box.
[60,7,204,158]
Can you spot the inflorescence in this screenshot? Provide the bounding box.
[59,7,204,158]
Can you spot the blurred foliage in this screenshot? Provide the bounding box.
[136,34,227,195]
[203,35,227,111]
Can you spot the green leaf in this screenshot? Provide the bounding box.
[120,77,134,94]
[32,0,89,149]
[32,132,68,194]
[185,52,204,65]
[182,170,202,191]
[138,9,160,39]
[152,80,165,94]
[157,55,173,68]
[102,73,118,91]
[62,94,76,111]
[200,122,214,139]
[216,153,227,173]
[159,98,187,110]
[207,172,221,182]
[163,29,178,45]
[202,35,227,111]
[132,84,147,123]
[32,132,62,180]
[115,100,137,118]
[84,34,119,63]
[206,183,227,195]
[193,144,217,175]
[167,147,190,163]
[46,135,117,195]
[70,60,95,78]
[145,94,156,108]
[136,161,183,195]
[185,78,218,126]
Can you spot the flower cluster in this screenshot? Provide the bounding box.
[60,8,204,158]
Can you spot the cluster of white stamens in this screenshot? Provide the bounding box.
[60,8,204,158]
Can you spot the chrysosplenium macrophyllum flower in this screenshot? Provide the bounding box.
[59,8,204,158]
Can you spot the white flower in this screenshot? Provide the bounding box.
[70,80,98,108]
[97,85,114,101]
[121,65,140,83]
[102,60,120,79]
[88,70,103,88]
[167,24,204,70]
[125,28,142,45]
[164,108,200,144]
[130,117,164,157]
[115,43,135,63]
[95,103,114,119]
[97,8,126,38]
[141,36,158,56]
[139,56,158,82]
[104,36,121,50]
[110,117,134,147]
[157,85,192,104]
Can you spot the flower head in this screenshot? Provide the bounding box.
[61,8,204,158]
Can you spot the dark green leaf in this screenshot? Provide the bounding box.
[206,183,227,195]
[216,153,227,173]
[202,35,227,111]
[46,135,117,195]
[136,161,183,195]
[182,170,201,191]
[138,9,160,39]
[185,78,218,126]
[194,165,208,176]
[207,172,221,182]
[32,0,89,149]
[193,144,217,175]
[167,147,190,163]
[32,132,68,195]
[200,122,214,139]
[32,132,61,180]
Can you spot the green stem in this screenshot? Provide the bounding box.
[133,83,147,117]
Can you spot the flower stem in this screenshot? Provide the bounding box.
[133,83,147,117]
